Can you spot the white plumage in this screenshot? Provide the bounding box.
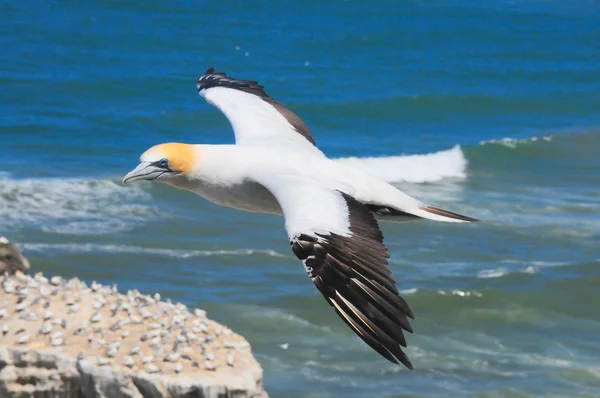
[202,87,320,150]
[123,67,478,369]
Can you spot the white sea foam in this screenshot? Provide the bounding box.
[477,263,554,279]
[399,287,418,295]
[0,176,156,234]
[477,267,509,279]
[20,242,287,258]
[479,135,552,148]
[521,266,539,274]
[519,353,573,368]
[437,289,483,297]
[492,259,574,277]
[477,261,540,279]
[501,259,571,268]
[333,145,467,183]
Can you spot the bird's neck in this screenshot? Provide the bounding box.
[191,144,255,187]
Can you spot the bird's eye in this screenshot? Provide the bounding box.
[158,158,169,168]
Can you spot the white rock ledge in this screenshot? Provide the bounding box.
[0,272,267,398]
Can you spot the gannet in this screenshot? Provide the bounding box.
[123,67,478,369]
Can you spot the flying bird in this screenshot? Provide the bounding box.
[123,67,478,369]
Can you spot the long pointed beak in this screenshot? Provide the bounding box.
[122,162,164,184]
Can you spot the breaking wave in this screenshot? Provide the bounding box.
[0,176,156,234]
[334,145,467,183]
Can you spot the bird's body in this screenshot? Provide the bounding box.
[158,144,380,216]
[123,67,478,369]
[163,145,283,215]
[153,144,466,223]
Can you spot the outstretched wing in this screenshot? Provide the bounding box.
[259,179,415,369]
[197,67,319,151]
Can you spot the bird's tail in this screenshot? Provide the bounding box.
[412,204,479,223]
[365,179,479,223]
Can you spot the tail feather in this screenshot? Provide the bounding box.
[417,205,479,223]
[361,180,478,224]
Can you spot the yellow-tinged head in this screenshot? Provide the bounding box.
[122,143,197,184]
[141,143,196,174]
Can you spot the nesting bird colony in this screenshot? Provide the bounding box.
[0,271,253,375]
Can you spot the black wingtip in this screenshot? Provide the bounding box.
[197,67,269,98]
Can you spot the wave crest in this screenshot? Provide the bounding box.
[20,242,288,258]
[334,145,467,183]
[479,135,553,148]
[0,177,155,234]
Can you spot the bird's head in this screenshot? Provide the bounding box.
[122,143,197,185]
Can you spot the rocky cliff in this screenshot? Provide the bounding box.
[0,238,267,398]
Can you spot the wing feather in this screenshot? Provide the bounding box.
[197,67,319,150]
[258,178,416,369]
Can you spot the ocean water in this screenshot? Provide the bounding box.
[2,1,600,397]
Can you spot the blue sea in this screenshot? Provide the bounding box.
[2,1,600,396]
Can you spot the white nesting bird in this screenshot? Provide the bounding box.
[123,67,478,369]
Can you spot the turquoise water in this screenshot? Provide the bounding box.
[2,1,600,396]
